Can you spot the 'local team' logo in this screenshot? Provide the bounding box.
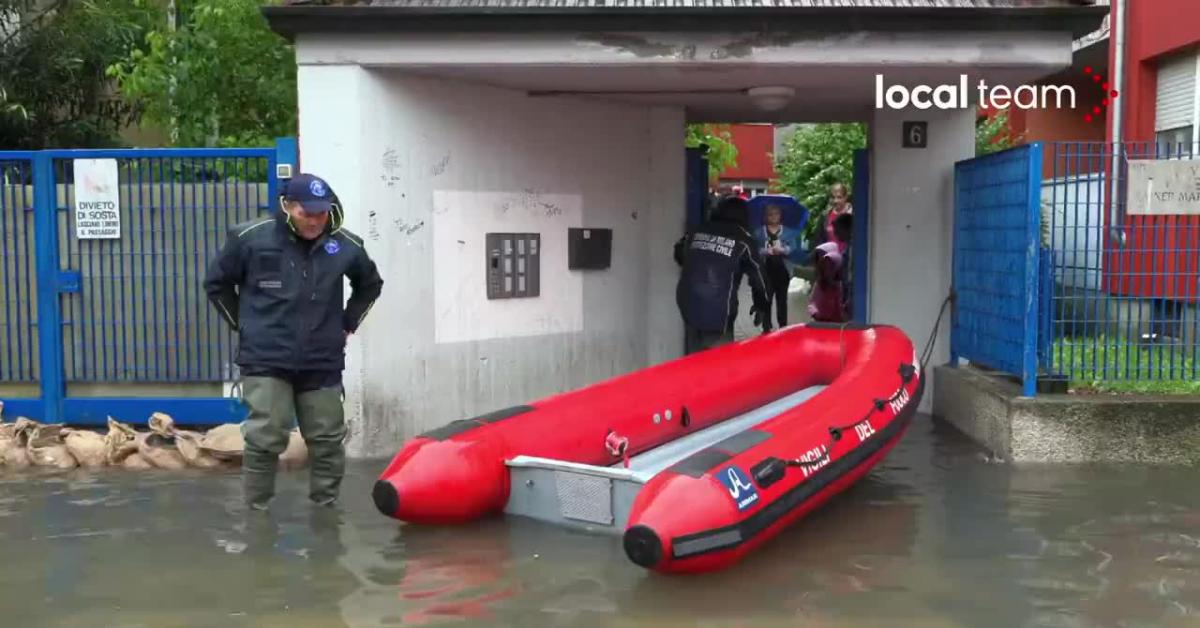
[310,179,327,197]
[325,240,340,255]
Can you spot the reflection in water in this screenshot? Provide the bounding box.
[1,417,1198,627]
[390,525,523,624]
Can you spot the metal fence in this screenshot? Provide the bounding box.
[54,156,272,383]
[951,140,1200,394]
[0,143,293,425]
[1042,141,1199,386]
[0,157,39,384]
[951,144,1043,396]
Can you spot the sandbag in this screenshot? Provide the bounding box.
[199,423,244,461]
[0,429,13,465]
[138,433,187,470]
[1,418,36,469]
[139,413,187,470]
[64,429,107,468]
[148,412,228,469]
[175,430,226,469]
[104,417,143,465]
[279,429,308,471]
[0,414,20,467]
[122,453,153,470]
[26,423,78,469]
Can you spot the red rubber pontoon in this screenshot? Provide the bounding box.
[372,322,925,574]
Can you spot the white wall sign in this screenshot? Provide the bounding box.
[1126,159,1200,215]
[73,159,122,239]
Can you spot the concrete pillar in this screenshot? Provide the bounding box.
[868,108,975,413]
[645,107,687,364]
[295,64,377,453]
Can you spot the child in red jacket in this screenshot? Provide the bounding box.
[808,213,852,323]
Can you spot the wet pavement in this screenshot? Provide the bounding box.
[1,418,1198,628]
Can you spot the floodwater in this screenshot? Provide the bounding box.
[2,419,1199,628]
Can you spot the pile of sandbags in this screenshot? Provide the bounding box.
[0,402,307,472]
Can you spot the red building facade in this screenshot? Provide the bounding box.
[1112,0,1198,148]
[1105,0,1199,303]
[713,123,779,196]
[993,2,1199,305]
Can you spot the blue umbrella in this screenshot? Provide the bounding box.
[747,194,810,264]
[747,194,808,230]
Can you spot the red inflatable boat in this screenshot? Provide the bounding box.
[373,322,925,574]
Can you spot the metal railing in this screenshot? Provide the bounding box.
[1042,141,1199,387]
[51,152,274,384]
[0,155,39,384]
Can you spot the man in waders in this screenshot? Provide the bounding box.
[204,173,384,509]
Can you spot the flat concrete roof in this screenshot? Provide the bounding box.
[265,1,1108,40]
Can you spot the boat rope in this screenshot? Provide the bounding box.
[605,429,631,468]
[919,292,954,373]
[789,291,952,472]
[787,363,916,471]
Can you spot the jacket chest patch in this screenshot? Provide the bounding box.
[324,240,340,255]
[258,279,283,290]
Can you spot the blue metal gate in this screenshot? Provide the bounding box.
[1,156,39,388]
[1,144,293,425]
[950,143,1043,396]
[851,148,870,324]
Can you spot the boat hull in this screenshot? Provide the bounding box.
[373,322,924,572]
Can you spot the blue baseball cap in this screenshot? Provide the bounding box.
[281,173,335,214]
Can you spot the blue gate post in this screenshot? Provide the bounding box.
[949,167,960,367]
[685,147,708,229]
[1021,144,1044,397]
[31,153,65,423]
[275,136,298,171]
[851,148,870,324]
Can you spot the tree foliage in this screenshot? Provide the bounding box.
[772,123,867,244]
[685,123,739,180]
[0,0,161,149]
[108,0,296,147]
[975,109,1022,156]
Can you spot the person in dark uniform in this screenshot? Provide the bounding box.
[674,195,772,353]
[204,173,384,510]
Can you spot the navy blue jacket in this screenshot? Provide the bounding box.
[203,210,383,372]
[674,213,770,333]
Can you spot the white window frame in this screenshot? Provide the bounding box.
[1154,50,1200,158]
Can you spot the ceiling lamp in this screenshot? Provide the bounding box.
[747,86,796,112]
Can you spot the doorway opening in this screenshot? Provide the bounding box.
[683,121,870,344]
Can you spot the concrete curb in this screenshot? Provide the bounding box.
[932,365,1200,465]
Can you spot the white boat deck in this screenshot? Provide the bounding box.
[504,386,825,534]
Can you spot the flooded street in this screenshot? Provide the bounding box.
[1,418,1198,628]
